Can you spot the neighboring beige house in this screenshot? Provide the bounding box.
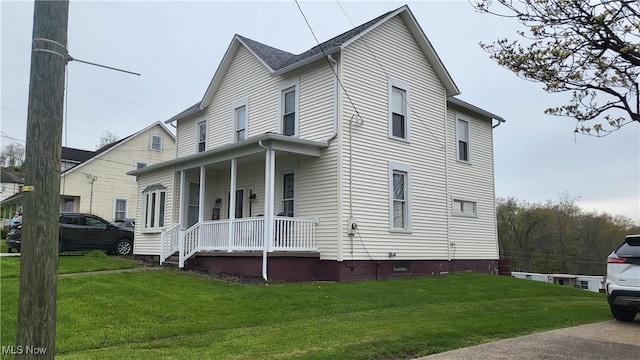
[1,170,24,225]
[129,5,506,281]
[2,122,175,222]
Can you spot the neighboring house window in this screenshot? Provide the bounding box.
[150,135,163,152]
[388,78,410,141]
[580,281,589,289]
[452,198,477,217]
[282,172,295,217]
[143,184,166,230]
[114,198,128,220]
[233,98,248,142]
[388,162,412,232]
[62,197,75,212]
[135,161,149,170]
[279,78,299,136]
[457,118,470,162]
[197,120,207,152]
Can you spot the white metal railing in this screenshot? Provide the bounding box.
[272,216,317,251]
[180,222,200,267]
[160,223,180,264]
[174,217,317,267]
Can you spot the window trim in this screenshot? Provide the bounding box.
[388,77,411,142]
[451,196,478,218]
[456,115,471,163]
[142,185,167,232]
[150,135,163,152]
[278,77,300,137]
[388,162,412,233]
[281,171,295,217]
[113,198,128,221]
[232,98,249,143]
[197,120,207,153]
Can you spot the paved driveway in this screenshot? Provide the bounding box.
[416,320,640,360]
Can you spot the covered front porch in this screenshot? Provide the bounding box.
[153,134,329,279]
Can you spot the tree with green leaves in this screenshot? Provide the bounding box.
[474,0,639,136]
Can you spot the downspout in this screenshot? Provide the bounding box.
[327,53,343,265]
[445,100,451,262]
[326,55,339,143]
[492,119,505,129]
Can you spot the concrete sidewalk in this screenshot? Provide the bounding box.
[415,320,640,360]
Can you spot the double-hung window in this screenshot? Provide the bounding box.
[457,118,470,162]
[233,99,248,142]
[388,162,412,232]
[279,78,299,136]
[388,78,410,141]
[114,198,128,220]
[282,172,295,217]
[143,184,166,230]
[197,120,207,152]
[150,135,162,151]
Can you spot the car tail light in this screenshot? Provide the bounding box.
[607,254,628,263]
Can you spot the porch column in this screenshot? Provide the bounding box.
[262,148,275,280]
[263,149,276,251]
[227,158,237,251]
[198,166,206,222]
[178,170,186,227]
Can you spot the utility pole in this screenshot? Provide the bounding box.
[16,1,69,359]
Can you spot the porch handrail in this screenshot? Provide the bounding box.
[160,223,181,265]
[173,217,318,268]
[179,222,201,267]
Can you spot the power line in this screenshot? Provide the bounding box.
[293,0,364,124]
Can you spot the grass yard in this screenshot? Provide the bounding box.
[0,252,137,278]
[0,260,612,360]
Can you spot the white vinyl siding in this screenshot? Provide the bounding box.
[133,169,175,255]
[447,108,498,259]
[339,16,449,260]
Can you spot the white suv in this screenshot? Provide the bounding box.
[606,235,640,322]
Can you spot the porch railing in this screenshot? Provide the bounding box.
[174,217,317,267]
[160,223,180,265]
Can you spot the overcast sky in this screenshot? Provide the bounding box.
[1,0,638,224]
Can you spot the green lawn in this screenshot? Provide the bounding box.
[0,252,137,278]
[0,262,612,360]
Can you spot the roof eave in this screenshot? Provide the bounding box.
[448,97,506,123]
[271,46,342,77]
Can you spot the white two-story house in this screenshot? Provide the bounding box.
[130,5,506,281]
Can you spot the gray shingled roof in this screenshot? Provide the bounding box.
[239,8,396,72]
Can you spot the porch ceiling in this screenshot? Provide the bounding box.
[129,133,329,175]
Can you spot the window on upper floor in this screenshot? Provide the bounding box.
[279,78,299,136]
[457,118,470,162]
[388,162,412,232]
[197,120,207,152]
[452,197,477,217]
[135,161,149,170]
[233,98,248,142]
[388,78,411,141]
[150,135,163,151]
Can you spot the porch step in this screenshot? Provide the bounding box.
[162,255,180,268]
